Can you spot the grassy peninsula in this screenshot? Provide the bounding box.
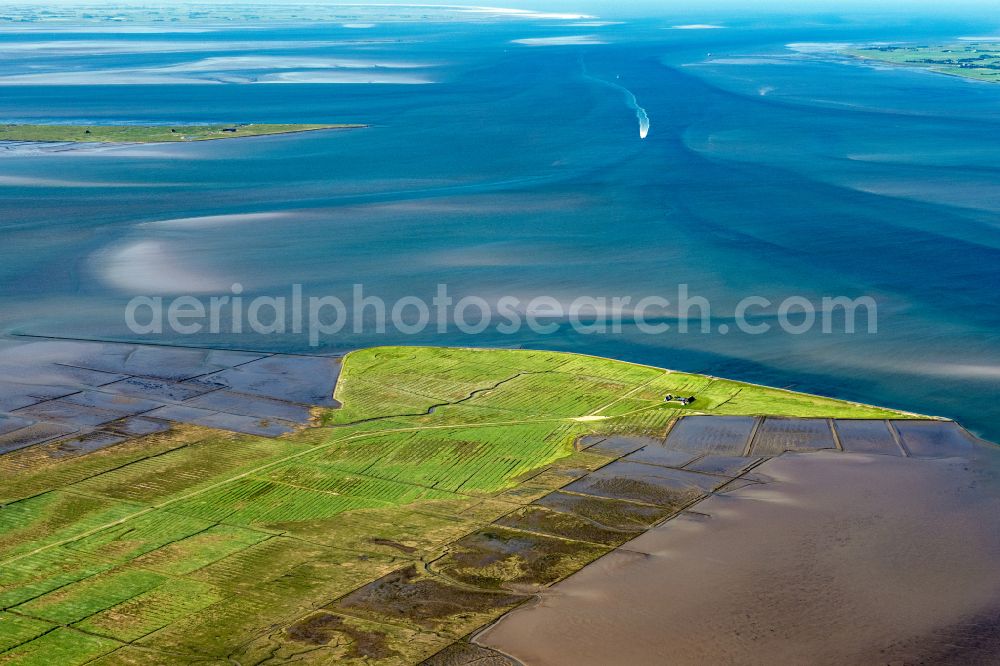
[0,346,918,664]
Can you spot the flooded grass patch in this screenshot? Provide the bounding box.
[833,419,902,456]
[683,455,760,476]
[893,420,977,458]
[495,506,639,546]
[0,423,80,455]
[664,415,756,455]
[582,435,660,456]
[563,460,717,506]
[751,417,837,455]
[623,444,701,468]
[534,491,675,530]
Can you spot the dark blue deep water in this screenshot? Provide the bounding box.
[1,12,998,438]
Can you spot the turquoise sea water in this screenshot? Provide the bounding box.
[0,13,998,438]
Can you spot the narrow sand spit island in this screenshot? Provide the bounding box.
[0,341,996,664]
[0,123,365,144]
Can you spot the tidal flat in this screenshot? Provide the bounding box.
[477,444,1000,665]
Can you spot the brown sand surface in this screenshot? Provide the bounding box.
[478,446,1000,665]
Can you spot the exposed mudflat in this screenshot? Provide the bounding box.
[478,445,1000,665]
[0,339,341,452]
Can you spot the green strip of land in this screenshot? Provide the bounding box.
[845,42,1000,83]
[0,123,364,144]
[0,346,916,664]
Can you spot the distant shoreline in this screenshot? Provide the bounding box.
[841,42,1000,84]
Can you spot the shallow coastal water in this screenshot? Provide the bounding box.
[0,13,998,439]
[477,445,1000,665]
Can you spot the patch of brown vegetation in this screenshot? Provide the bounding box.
[286,611,398,660]
[435,527,609,590]
[332,565,526,628]
[369,537,418,554]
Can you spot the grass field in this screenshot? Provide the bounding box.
[0,346,914,664]
[844,42,1000,82]
[0,123,364,144]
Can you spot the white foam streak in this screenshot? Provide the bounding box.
[786,42,853,53]
[258,71,433,84]
[0,40,366,56]
[0,175,151,187]
[583,65,650,140]
[161,56,433,72]
[456,7,593,20]
[140,212,295,229]
[625,89,651,139]
[512,35,606,46]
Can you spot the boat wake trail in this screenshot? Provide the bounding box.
[581,60,650,139]
[623,87,650,139]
